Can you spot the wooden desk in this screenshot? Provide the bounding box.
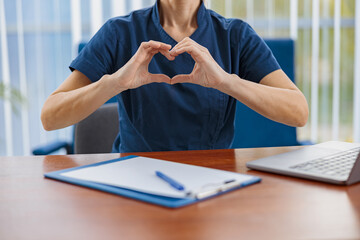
[1,147,359,240]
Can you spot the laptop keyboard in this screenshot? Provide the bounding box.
[289,147,360,178]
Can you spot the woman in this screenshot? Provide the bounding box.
[41,0,308,153]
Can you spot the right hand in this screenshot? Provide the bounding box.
[111,40,175,91]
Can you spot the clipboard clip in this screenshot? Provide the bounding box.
[187,179,242,200]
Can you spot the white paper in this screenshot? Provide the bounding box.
[61,156,255,199]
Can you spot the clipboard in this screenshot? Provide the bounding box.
[44,155,261,208]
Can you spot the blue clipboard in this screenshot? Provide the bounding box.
[44,155,261,208]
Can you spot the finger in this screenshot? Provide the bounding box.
[170,37,197,54]
[170,41,190,55]
[135,42,153,62]
[149,48,161,55]
[173,37,194,48]
[147,48,175,61]
[143,41,173,61]
[169,44,193,57]
[170,43,189,56]
[137,41,173,64]
[171,45,203,62]
[148,73,171,84]
[139,42,171,58]
[170,43,205,58]
[171,74,192,85]
[143,48,159,63]
[159,49,175,61]
[146,40,172,51]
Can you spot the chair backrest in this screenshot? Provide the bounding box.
[231,39,299,148]
[74,103,119,154]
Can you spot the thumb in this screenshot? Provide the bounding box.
[148,73,171,84]
[171,74,192,85]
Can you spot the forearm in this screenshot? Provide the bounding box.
[168,38,308,127]
[41,41,173,131]
[217,73,309,127]
[41,74,119,131]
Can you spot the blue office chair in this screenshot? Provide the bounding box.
[231,39,309,148]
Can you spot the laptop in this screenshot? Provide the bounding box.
[246,141,360,185]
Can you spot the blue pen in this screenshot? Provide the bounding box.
[155,171,185,191]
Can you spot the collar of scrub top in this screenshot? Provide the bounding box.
[151,0,209,45]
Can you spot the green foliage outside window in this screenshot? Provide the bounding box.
[0,82,27,114]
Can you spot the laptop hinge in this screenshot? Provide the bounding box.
[347,155,360,185]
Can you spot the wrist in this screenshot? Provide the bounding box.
[99,74,126,97]
[215,72,236,94]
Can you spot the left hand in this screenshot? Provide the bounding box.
[169,37,229,89]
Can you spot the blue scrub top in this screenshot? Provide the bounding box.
[70,1,280,153]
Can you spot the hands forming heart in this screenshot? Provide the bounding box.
[112,37,229,92]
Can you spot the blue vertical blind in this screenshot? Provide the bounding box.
[0,0,359,156]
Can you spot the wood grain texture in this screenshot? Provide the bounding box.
[1,147,359,240]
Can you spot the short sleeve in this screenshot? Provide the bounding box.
[237,23,280,83]
[69,20,119,83]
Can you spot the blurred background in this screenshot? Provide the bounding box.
[0,0,359,156]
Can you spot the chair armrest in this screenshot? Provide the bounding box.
[298,140,314,146]
[32,141,73,155]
